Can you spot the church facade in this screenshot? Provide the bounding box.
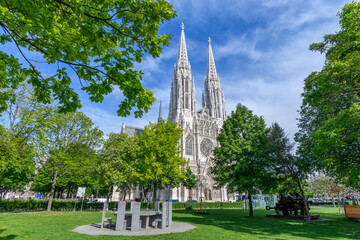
[165,23,234,202]
[112,24,235,202]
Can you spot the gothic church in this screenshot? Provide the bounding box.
[112,23,235,202]
[166,23,233,202]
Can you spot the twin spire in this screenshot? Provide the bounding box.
[177,23,190,68]
[206,37,218,81]
[168,23,225,121]
[177,23,218,81]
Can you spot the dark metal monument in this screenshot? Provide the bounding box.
[266,193,320,220]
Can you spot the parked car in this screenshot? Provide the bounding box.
[187,200,197,203]
[124,199,135,202]
[91,198,107,203]
[167,199,179,202]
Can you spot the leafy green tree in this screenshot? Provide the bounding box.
[306,174,332,200]
[137,120,187,207]
[0,0,176,116]
[0,126,34,198]
[0,82,39,198]
[267,122,313,223]
[31,143,99,199]
[181,167,198,193]
[99,132,139,202]
[30,168,52,195]
[30,106,103,211]
[312,103,360,188]
[298,1,360,188]
[211,104,273,217]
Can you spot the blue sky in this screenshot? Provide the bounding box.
[86,0,348,141]
[4,0,352,141]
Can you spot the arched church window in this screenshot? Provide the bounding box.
[185,135,193,155]
[185,80,189,93]
[185,95,189,109]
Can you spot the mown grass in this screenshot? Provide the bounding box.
[0,207,359,239]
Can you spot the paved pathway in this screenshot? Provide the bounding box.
[72,222,196,236]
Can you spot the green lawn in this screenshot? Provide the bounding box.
[0,207,359,239]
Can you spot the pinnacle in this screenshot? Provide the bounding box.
[177,23,189,67]
[206,37,218,81]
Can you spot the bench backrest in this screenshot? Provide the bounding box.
[167,201,172,227]
[344,205,360,219]
[115,201,126,231]
[130,202,141,231]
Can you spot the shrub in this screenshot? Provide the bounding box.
[0,199,244,212]
[310,201,350,206]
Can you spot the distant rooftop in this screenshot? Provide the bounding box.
[121,123,144,137]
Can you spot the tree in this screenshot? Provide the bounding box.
[137,120,187,207]
[312,103,360,187]
[0,0,177,117]
[298,1,360,188]
[267,122,313,223]
[31,143,99,199]
[181,167,198,194]
[211,104,273,217]
[0,82,39,198]
[30,106,103,211]
[306,174,332,201]
[0,126,34,198]
[98,132,139,202]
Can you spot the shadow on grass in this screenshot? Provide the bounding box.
[173,208,360,239]
[0,229,17,240]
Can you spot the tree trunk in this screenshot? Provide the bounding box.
[57,187,61,199]
[332,195,336,207]
[66,184,71,199]
[337,193,341,215]
[71,183,75,199]
[296,179,312,224]
[143,185,149,203]
[106,183,112,211]
[61,187,64,199]
[65,185,69,199]
[248,194,253,217]
[47,171,58,212]
[153,182,157,210]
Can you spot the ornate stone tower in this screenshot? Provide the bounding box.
[168,23,197,123]
[168,23,233,202]
[203,37,226,120]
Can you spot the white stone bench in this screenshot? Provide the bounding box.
[101,201,112,229]
[152,201,167,229]
[115,201,127,231]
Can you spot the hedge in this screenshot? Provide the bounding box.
[310,201,350,206]
[0,199,244,212]
[0,199,105,212]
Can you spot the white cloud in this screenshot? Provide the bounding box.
[216,35,263,61]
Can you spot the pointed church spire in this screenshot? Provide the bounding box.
[177,23,190,68]
[158,98,163,122]
[168,23,196,122]
[203,37,225,119]
[206,37,218,81]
